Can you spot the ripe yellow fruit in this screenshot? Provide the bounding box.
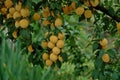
[47,41,55,49]
[71,2,76,10]
[28,45,34,52]
[6,13,12,19]
[84,0,91,7]
[12,30,17,38]
[13,11,21,19]
[50,35,58,44]
[84,10,92,18]
[58,33,65,40]
[46,59,53,66]
[50,53,58,62]
[55,18,63,27]
[90,0,99,7]
[75,7,84,15]
[100,38,108,47]
[9,7,15,15]
[15,1,22,11]
[42,20,51,26]
[42,7,50,18]
[1,7,7,14]
[41,41,48,48]
[52,47,60,55]
[20,8,30,17]
[4,0,13,8]
[58,55,63,62]
[19,19,29,28]
[42,53,49,60]
[102,53,110,63]
[56,40,64,48]
[15,20,20,28]
[62,5,70,15]
[44,32,49,38]
[33,13,40,20]
[116,22,120,30]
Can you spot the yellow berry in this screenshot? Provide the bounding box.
[19,19,29,28]
[84,0,91,7]
[42,20,51,26]
[84,10,92,18]
[42,53,49,60]
[33,12,40,20]
[28,45,34,53]
[46,59,53,66]
[55,18,63,27]
[58,55,63,62]
[15,1,22,11]
[42,7,50,18]
[71,2,76,10]
[50,53,58,62]
[75,7,84,15]
[100,38,108,47]
[56,40,64,48]
[47,41,55,49]
[20,8,30,17]
[15,20,20,28]
[4,0,13,8]
[41,41,48,48]
[102,53,110,63]
[6,13,12,19]
[90,0,99,7]
[62,5,70,15]
[13,11,21,19]
[117,22,120,30]
[9,7,15,15]
[1,7,7,14]
[58,33,65,40]
[50,35,58,44]
[12,30,17,38]
[52,47,60,55]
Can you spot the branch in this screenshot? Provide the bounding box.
[94,5,120,22]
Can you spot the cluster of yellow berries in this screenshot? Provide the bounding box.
[41,33,65,66]
[84,0,99,7]
[99,38,108,50]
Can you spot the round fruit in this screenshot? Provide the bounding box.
[62,5,70,15]
[33,12,40,20]
[55,18,63,27]
[15,20,20,28]
[19,19,29,28]
[102,53,110,63]
[28,45,34,53]
[12,30,17,38]
[1,7,7,14]
[15,1,22,11]
[75,7,84,15]
[50,35,58,44]
[42,53,49,60]
[90,0,99,7]
[9,7,15,15]
[52,47,60,55]
[100,38,108,47]
[4,0,13,8]
[58,55,63,62]
[42,7,50,18]
[46,59,53,66]
[41,41,48,48]
[58,33,65,40]
[71,2,76,10]
[84,10,92,18]
[117,22,120,30]
[42,20,51,26]
[47,41,55,49]
[50,53,58,62]
[56,40,64,48]
[20,8,30,17]
[13,11,21,19]
[6,13,12,19]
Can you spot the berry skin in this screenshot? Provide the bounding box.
[46,59,53,66]
[50,53,58,62]
[15,1,22,11]
[20,8,30,17]
[55,18,63,27]
[102,53,110,63]
[75,7,84,15]
[4,0,13,8]
[13,11,21,19]
[12,30,17,38]
[41,41,48,48]
[19,19,29,28]
[50,35,58,44]
[9,7,15,15]
[84,10,92,18]
[52,47,60,55]
[90,0,99,7]
[28,45,34,53]
[56,40,64,48]
[100,38,108,47]
[47,41,55,49]
[42,53,49,60]
[33,13,40,20]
